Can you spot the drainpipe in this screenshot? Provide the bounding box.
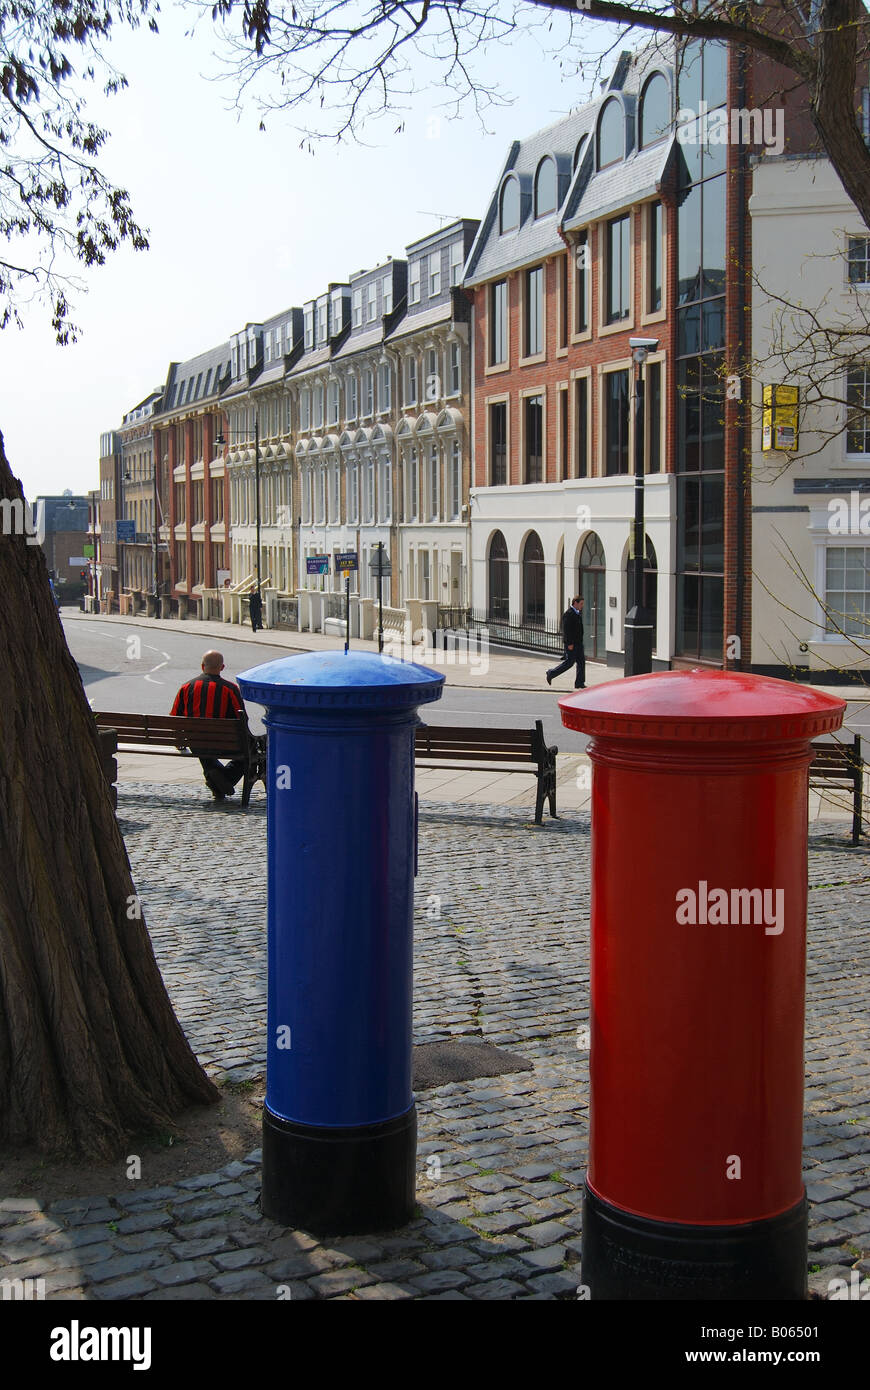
[736,43,748,669]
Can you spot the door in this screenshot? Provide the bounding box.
[579,532,606,660]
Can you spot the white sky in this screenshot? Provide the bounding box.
[0,2,622,499]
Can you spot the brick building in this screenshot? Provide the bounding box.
[118,389,163,607]
[152,343,231,617]
[464,43,675,667]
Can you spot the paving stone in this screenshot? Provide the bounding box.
[466,1278,527,1299]
[0,1198,42,1213]
[416,1246,481,1272]
[518,1244,568,1270]
[209,1269,275,1296]
[87,1251,169,1284]
[525,1269,584,1297]
[60,1208,119,1228]
[2,1247,115,1281]
[468,1212,529,1235]
[352,1282,416,1300]
[409,1269,472,1293]
[512,1163,558,1181]
[49,1225,126,1253]
[812,1200,860,1222]
[365,1257,428,1281]
[150,1259,218,1287]
[306,1268,377,1297]
[92,1274,160,1300]
[176,1173,227,1191]
[115,1231,175,1254]
[144,1283,218,1300]
[465,1257,529,1282]
[173,1218,233,1243]
[173,1198,237,1223]
[212,1248,270,1272]
[467,1174,521,1195]
[325,1238,385,1263]
[118,1186,184,1209]
[516,1220,574,1247]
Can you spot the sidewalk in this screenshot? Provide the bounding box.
[1,782,866,1301]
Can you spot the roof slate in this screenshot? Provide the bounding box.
[464,36,679,286]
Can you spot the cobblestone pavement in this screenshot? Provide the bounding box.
[1,783,868,1300]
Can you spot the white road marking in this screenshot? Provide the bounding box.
[143,652,172,685]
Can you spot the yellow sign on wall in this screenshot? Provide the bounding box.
[762,384,799,452]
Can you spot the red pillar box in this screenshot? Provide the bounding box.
[559,671,846,1301]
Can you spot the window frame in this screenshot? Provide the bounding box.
[521,390,545,484]
[499,176,521,235]
[848,235,870,288]
[522,265,545,361]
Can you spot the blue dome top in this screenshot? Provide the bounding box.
[237,649,445,711]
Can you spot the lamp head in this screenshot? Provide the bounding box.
[629,336,659,365]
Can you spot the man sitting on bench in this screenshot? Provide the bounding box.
[170,650,247,802]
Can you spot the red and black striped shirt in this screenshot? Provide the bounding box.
[170,674,244,720]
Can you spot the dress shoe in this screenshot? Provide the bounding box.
[546,671,553,686]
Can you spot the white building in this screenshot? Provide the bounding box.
[749,155,870,679]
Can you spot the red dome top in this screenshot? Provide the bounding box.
[558,670,846,744]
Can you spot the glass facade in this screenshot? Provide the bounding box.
[675,39,727,660]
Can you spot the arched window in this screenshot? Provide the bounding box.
[597,98,624,169]
[534,157,557,218]
[573,137,586,173]
[639,73,671,148]
[522,531,545,627]
[488,531,509,622]
[579,531,606,661]
[499,177,520,234]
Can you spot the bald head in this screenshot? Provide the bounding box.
[202,651,225,674]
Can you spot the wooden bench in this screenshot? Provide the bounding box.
[93,711,267,808]
[809,735,863,845]
[414,720,557,824]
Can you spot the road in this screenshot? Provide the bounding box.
[62,616,583,751]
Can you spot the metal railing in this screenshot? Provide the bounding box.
[439,607,564,654]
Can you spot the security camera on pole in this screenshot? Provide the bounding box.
[624,338,658,678]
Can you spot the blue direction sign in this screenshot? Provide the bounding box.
[115,519,135,542]
[306,555,330,575]
[335,551,359,574]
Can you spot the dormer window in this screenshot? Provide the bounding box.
[573,137,587,172]
[317,303,328,344]
[597,97,624,169]
[639,72,671,148]
[534,157,557,218]
[499,176,520,234]
[409,261,421,305]
[449,240,464,286]
[304,309,314,351]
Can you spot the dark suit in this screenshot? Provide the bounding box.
[547,605,586,687]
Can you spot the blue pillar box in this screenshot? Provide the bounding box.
[237,650,444,1233]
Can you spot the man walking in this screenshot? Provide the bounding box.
[546,595,586,689]
[170,650,246,802]
[248,590,264,632]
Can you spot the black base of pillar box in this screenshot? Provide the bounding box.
[582,1183,808,1300]
[261,1104,417,1236]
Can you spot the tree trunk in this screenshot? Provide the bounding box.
[0,435,220,1159]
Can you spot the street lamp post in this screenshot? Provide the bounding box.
[623,337,659,678]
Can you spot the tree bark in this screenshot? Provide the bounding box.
[0,434,220,1159]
